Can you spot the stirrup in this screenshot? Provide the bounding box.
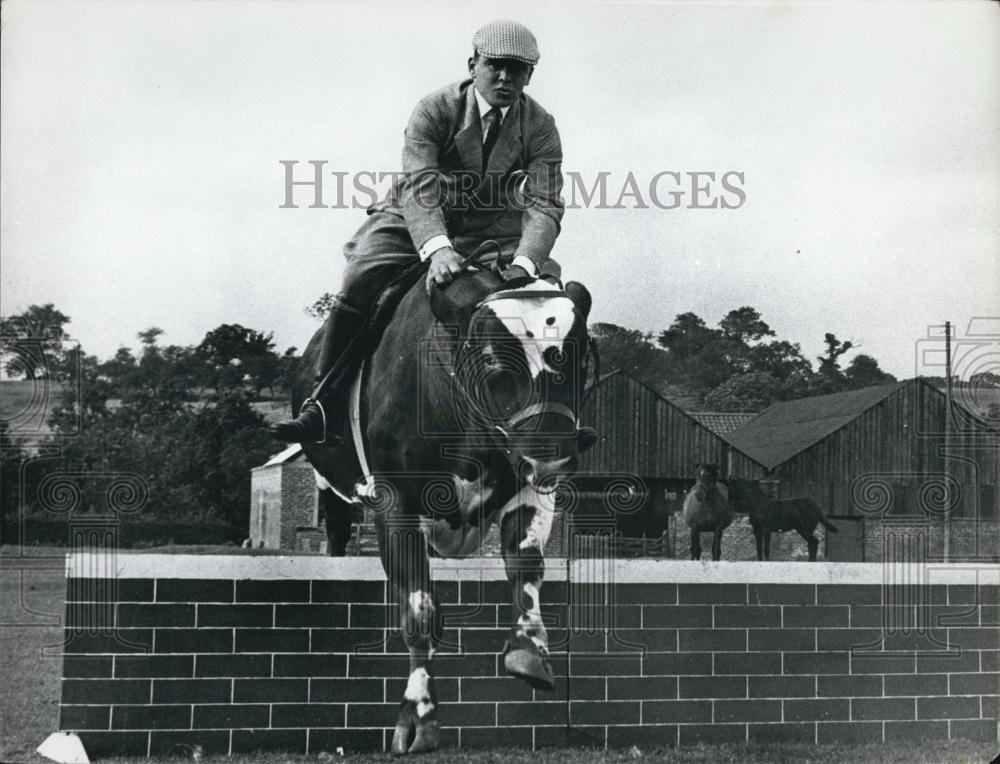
[303,397,328,445]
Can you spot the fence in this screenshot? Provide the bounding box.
[59,553,999,756]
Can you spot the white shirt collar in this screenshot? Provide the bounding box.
[473,86,510,126]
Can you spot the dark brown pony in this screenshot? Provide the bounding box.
[294,270,596,754]
[682,464,733,561]
[726,479,839,561]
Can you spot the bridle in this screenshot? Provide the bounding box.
[449,286,599,451]
[440,242,600,450]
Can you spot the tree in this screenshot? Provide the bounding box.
[704,371,784,412]
[1,304,73,380]
[590,323,673,388]
[196,324,278,395]
[813,333,854,394]
[749,340,812,382]
[719,307,775,344]
[306,293,336,322]
[844,354,896,389]
[657,312,721,360]
[817,333,854,377]
[137,327,165,348]
[278,347,301,393]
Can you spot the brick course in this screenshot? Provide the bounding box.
[60,556,999,754]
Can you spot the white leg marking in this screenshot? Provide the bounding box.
[408,590,434,623]
[519,502,554,552]
[517,582,548,652]
[404,667,434,718]
[497,483,556,528]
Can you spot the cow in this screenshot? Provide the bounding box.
[295,269,596,754]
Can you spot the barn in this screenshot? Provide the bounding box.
[572,369,766,556]
[726,378,1000,561]
[248,369,761,555]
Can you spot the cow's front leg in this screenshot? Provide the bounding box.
[382,522,440,755]
[500,496,555,692]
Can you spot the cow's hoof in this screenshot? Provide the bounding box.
[408,719,440,754]
[503,637,555,692]
[391,704,439,756]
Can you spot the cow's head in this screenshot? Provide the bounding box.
[431,272,597,492]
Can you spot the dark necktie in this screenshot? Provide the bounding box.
[482,107,502,173]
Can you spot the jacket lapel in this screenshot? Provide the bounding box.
[485,98,523,175]
[454,87,484,175]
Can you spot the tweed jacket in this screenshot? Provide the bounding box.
[344,79,564,271]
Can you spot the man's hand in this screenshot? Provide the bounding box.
[426,247,466,293]
[500,265,530,281]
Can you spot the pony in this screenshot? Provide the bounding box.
[682,463,733,561]
[726,479,839,561]
[295,269,596,754]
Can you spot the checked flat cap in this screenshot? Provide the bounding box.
[472,20,540,65]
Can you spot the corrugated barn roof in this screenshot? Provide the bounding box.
[725,382,907,470]
[688,411,758,437]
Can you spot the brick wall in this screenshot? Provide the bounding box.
[865,517,1000,564]
[281,464,318,550]
[60,554,999,757]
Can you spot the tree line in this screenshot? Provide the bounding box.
[592,306,896,410]
[1,304,299,539]
[1,301,896,541]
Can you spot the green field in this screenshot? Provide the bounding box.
[1,549,995,763]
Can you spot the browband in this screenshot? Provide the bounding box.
[475,289,571,309]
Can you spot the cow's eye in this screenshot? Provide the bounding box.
[545,346,567,368]
[483,353,503,370]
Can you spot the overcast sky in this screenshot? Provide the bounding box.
[2,0,997,379]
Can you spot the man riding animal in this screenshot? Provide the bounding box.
[272,19,565,445]
[273,22,598,756]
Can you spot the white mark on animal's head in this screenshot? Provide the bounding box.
[484,282,576,379]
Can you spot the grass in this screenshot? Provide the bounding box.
[1,547,996,763]
[70,742,998,763]
[1,544,307,557]
[0,379,61,438]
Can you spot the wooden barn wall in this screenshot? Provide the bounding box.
[727,451,767,480]
[578,374,746,480]
[770,382,998,518]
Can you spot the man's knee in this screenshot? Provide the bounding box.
[340,252,418,308]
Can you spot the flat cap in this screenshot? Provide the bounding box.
[472,19,540,65]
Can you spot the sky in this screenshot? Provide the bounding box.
[2,0,998,380]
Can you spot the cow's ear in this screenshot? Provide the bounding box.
[564,281,592,320]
